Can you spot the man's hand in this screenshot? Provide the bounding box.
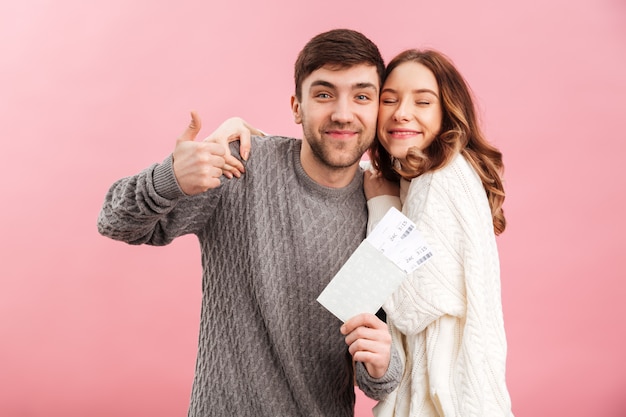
[341,313,392,379]
[172,111,226,195]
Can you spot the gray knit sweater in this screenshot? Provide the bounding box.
[97,136,398,416]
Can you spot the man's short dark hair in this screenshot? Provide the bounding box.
[294,29,385,100]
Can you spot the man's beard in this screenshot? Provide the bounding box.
[302,121,373,169]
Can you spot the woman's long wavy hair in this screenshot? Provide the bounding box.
[369,49,506,235]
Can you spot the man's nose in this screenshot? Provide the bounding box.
[331,97,355,124]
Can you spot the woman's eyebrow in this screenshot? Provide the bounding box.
[381,87,438,97]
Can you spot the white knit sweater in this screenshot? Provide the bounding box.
[366,153,513,417]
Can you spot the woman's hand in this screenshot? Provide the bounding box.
[203,117,266,179]
[363,170,400,201]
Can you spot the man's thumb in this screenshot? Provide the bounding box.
[177,111,202,143]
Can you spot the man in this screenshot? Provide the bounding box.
[98,29,400,417]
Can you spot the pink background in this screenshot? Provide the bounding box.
[1,0,625,416]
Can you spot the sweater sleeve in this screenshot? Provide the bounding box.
[97,154,222,245]
[355,343,403,401]
[383,163,472,335]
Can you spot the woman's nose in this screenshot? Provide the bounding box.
[393,102,410,122]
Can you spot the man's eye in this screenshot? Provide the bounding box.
[356,94,370,101]
[316,93,331,99]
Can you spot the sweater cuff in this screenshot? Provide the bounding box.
[152,154,187,200]
[367,195,402,235]
[355,344,403,401]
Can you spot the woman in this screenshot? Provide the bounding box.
[209,48,514,416]
[361,49,513,417]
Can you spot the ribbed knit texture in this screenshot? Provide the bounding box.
[98,136,369,417]
[365,153,513,417]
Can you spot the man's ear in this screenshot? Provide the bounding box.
[291,95,302,124]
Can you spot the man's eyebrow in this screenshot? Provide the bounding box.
[310,80,335,89]
[309,80,378,91]
[354,82,378,91]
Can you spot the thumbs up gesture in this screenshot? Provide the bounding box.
[172,111,226,195]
